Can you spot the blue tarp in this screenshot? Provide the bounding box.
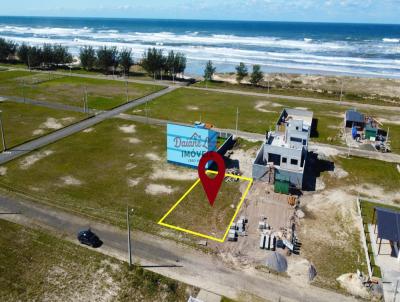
[346,109,364,123]
[351,126,358,139]
[376,207,400,242]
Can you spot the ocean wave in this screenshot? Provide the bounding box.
[1,24,400,78]
[383,38,399,43]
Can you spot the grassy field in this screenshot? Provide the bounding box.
[0,118,242,241]
[0,70,164,110]
[193,80,399,107]
[131,87,400,151]
[0,101,86,149]
[131,87,351,144]
[163,175,247,239]
[333,156,400,192]
[300,209,368,291]
[0,219,197,301]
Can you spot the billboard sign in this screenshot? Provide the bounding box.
[167,123,218,168]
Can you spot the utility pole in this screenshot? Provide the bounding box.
[267,76,270,94]
[125,80,129,103]
[126,205,132,268]
[0,111,6,152]
[83,86,88,114]
[145,101,149,124]
[235,107,239,136]
[340,81,344,104]
[22,80,26,103]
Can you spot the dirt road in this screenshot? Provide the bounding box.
[0,192,357,302]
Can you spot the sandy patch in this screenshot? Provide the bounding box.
[254,101,274,113]
[337,273,370,300]
[287,258,313,286]
[83,127,94,133]
[61,117,76,123]
[119,124,136,134]
[294,107,308,111]
[125,137,141,144]
[150,164,197,181]
[145,184,175,195]
[328,166,349,179]
[125,163,137,170]
[271,102,283,107]
[309,145,340,158]
[229,148,259,177]
[20,150,54,170]
[187,105,199,111]
[33,129,46,135]
[41,117,63,130]
[127,178,141,187]
[60,176,82,186]
[0,166,7,176]
[145,153,161,161]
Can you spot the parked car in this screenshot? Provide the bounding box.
[77,229,102,248]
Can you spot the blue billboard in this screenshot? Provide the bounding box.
[167,123,218,168]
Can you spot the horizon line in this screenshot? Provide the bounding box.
[0,15,399,26]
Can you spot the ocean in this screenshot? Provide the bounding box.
[0,16,399,78]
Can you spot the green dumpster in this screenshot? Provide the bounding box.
[365,125,378,140]
[274,174,290,194]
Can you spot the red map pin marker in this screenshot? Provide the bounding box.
[198,151,225,207]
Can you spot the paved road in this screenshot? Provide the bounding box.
[0,86,177,165]
[118,114,400,163]
[0,193,357,302]
[187,86,400,112]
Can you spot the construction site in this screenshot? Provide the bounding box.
[344,108,391,153]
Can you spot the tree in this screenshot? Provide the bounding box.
[79,46,96,71]
[17,44,30,67]
[0,38,17,61]
[235,62,248,84]
[119,48,134,76]
[41,44,53,67]
[96,46,119,73]
[250,64,264,86]
[204,60,216,84]
[163,51,186,80]
[27,46,42,68]
[174,52,186,78]
[52,44,72,65]
[141,48,165,79]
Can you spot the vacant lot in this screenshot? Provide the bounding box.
[0,101,86,148]
[0,219,197,301]
[162,176,249,240]
[0,118,246,242]
[194,74,400,106]
[130,87,399,149]
[0,70,164,110]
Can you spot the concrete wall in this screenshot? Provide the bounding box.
[275,168,304,189]
[252,144,268,179]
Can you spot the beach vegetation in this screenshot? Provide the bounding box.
[250,64,264,86]
[119,48,134,76]
[235,62,248,84]
[96,46,119,74]
[79,46,96,71]
[0,38,17,61]
[141,47,165,79]
[204,60,216,87]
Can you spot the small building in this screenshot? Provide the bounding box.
[345,109,365,128]
[373,207,400,259]
[253,108,313,190]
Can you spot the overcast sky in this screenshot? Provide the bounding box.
[1,0,400,24]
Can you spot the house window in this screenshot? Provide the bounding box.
[282,157,287,164]
[291,159,298,165]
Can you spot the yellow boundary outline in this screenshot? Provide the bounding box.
[158,170,253,243]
